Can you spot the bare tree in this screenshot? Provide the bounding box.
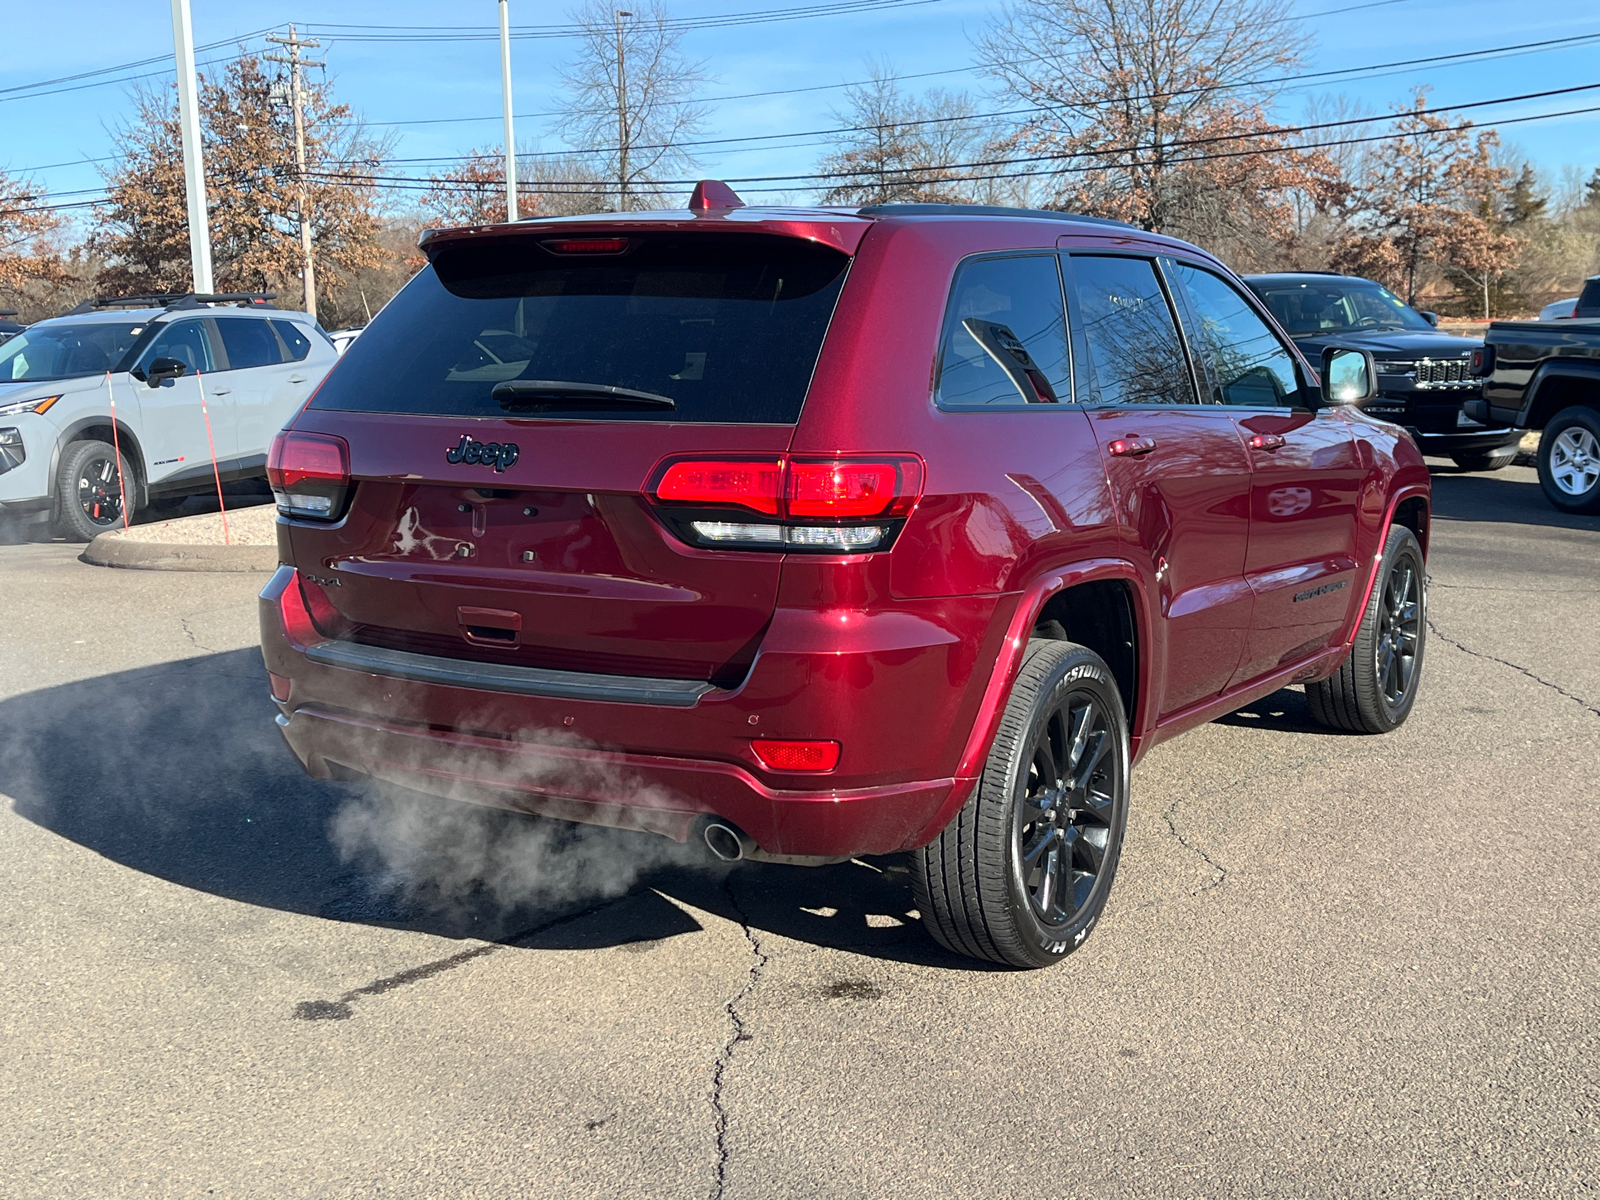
[558,0,709,210]
[422,148,613,226]
[978,0,1341,252]
[815,64,984,205]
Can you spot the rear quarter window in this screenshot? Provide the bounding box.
[310,233,850,423]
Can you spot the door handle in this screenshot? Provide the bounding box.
[1248,433,1287,451]
[288,375,307,384]
[1107,436,1157,457]
[209,388,232,395]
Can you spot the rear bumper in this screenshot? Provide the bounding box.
[275,703,956,855]
[260,566,993,857]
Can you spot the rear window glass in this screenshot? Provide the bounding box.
[310,233,851,423]
[270,319,313,361]
[935,255,1071,407]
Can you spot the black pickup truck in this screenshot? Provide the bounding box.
[1466,319,1600,513]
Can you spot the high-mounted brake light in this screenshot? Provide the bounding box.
[268,430,350,520]
[751,740,840,771]
[541,237,630,254]
[655,459,782,515]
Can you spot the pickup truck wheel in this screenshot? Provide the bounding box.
[54,439,132,543]
[1450,449,1516,472]
[911,639,1130,969]
[1537,407,1600,513]
[1307,526,1426,734]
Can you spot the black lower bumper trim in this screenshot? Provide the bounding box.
[305,639,716,707]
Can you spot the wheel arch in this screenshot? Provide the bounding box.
[49,417,149,511]
[1523,361,1600,429]
[1339,484,1430,657]
[904,558,1153,850]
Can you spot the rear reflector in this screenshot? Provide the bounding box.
[751,740,840,771]
[656,459,782,515]
[268,672,292,702]
[268,430,350,520]
[541,237,630,254]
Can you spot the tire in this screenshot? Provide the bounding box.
[911,639,1130,969]
[1307,525,1426,734]
[54,440,133,543]
[1536,406,1600,514]
[1450,449,1516,472]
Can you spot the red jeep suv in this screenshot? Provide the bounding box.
[260,187,1430,968]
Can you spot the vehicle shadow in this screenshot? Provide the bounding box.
[1427,467,1600,533]
[0,648,994,970]
[1213,686,1346,735]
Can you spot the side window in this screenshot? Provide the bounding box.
[140,318,216,375]
[270,319,313,362]
[935,255,1071,408]
[1066,256,1195,406]
[216,318,285,371]
[1170,262,1307,408]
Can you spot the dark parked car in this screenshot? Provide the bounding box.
[261,188,1431,968]
[1244,272,1522,471]
[1466,315,1600,512]
[0,310,24,345]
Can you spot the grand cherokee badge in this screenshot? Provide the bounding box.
[446,434,519,473]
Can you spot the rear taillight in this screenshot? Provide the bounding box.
[655,459,782,515]
[648,454,923,553]
[268,430,351,520]
[1469,346,1493,377]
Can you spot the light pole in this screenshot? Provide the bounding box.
[499,0,518,221]
[615,10,632,211]
[169,0,214,294]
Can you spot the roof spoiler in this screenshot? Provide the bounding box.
[63,292,278,316]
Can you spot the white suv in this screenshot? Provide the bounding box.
[0,294,338,541]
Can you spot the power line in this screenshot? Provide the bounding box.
[14,91,1600,220]
[0,25,279,98]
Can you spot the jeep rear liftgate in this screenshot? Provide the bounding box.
[276,229,854,684]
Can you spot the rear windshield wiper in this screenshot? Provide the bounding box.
[492,380,677,412]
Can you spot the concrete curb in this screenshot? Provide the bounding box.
[81,534,279,573]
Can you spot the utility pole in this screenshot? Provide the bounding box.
[169,0,214,294]
[265,27,324,320]
[499,0,518,221]
[615,10,632,211]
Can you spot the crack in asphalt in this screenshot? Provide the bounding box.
[1427,618,1600,719]
[292,897,621,1021]
[709,870,767,1200]
[1160,798,1228,894]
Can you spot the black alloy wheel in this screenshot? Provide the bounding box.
[54,439,133,544]
[1013,692,1117,927]
[1307,525,1427,734]
[912,639,1130,968]
[1375,552,1422,710]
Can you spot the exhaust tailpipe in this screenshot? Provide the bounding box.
[703,821,752,862]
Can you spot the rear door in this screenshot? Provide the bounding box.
[211,314,281,464]
[1064,253,1255,718]
[1166,260,1365,685]
[283,231,852,683]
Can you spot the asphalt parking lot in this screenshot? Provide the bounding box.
[2,462,1597,1199]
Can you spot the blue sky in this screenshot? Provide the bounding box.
[5,0,1599,227]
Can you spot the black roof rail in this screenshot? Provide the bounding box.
[165,292,278,310]
[61,291,279,317]
[855,202,1140,231]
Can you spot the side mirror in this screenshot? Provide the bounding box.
[1320,347,1378,405]
[1420,311,1440,327]
[145,356,187,387]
